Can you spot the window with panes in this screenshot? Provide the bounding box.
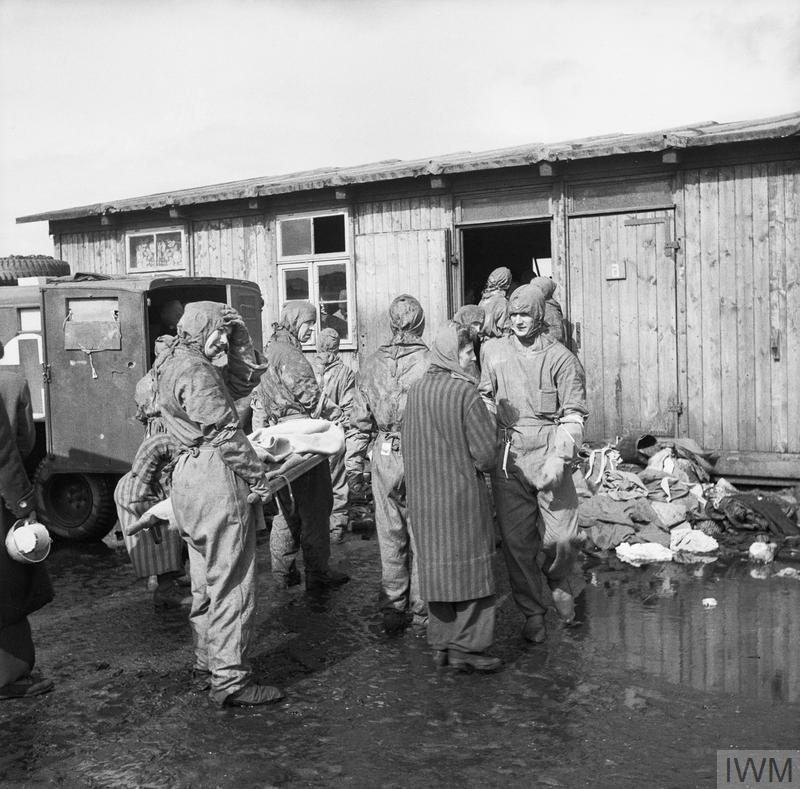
[276,211,354,348]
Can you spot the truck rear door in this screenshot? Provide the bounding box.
[42,286,147,474]
[227,282,264,349]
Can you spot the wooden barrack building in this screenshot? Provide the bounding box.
[18,112,800,481]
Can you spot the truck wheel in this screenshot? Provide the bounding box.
[0,255,70,285]
[33,460,117,541]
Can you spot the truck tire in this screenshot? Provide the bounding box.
[33,459,117,541]
[0,255,70,285]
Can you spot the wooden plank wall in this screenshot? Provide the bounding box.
[191,215,276,338]
[354,195,452,356]
[680,160,799,453]
[57,231,125,276]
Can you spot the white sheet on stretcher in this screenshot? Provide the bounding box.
[248,418,345,461]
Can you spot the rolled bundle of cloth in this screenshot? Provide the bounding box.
[248,418,345,459]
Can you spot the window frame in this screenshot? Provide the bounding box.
[124,225,188,274]
[276,210,355,350]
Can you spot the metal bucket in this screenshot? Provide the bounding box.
[5,519,52,564]
[616,433,658,465]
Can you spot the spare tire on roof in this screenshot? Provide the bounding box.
[0,255,71,285]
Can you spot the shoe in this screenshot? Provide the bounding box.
[191,668,212,692]
[382,608,408,635]
[552,589,575,624]
[306,568,350,593]
[448,651,503,673]
[0,673,54,700]
[330,526,345,544]
[432,649,448,667]
[522,615,547,644]
[153,581,192,610]
[223,683,285,707]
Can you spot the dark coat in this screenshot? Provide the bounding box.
[0,391,52,628]
[402,367,497,602]
[0,371,36,459]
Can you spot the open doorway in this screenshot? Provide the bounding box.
[461,221,552,304]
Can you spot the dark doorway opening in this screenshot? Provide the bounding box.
[461,221,552,304]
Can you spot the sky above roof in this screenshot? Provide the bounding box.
[1,0,798,254]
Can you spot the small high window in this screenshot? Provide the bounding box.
[277,212,353,348]
[126,227,186,273]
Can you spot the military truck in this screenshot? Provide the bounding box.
[0,271,263,540]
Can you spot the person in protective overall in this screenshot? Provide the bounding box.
[530,276,565,343]
[478,267,512,339]
[351,295,429,635]
[402,323,500,672]
[152,301,283,707]
[250,301,350,593]
[310,327,357,544]
[479,284,587,644]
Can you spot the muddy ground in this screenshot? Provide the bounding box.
[2,531,798,789]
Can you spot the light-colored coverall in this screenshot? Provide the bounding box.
[154,302,267,704]
[480,289,588,622]
[311,330,357,536]
[351,295,429,618]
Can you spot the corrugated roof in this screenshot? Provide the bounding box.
[17,111,800,224]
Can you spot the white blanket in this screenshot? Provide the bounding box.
[248,418,345,461]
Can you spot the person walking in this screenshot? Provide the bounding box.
[402,323,500,671]
[480,285,587,644]
[153,301,282,707]
[351,295,429,634]
[250,301,349,592]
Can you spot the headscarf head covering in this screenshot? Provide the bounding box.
[388,294,425,343]
[428,322,475,382]
[453,304,485,328]
[318,327,340,353]
[176,301,228,353]
[530,276,556,300]
[280,300,317,339]
[508,285,546,339]
[481,267,512,299]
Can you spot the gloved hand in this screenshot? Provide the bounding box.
[534,453,567,491]
[247,477,273,505]
[555,420,584,461]
[221,306,250,346]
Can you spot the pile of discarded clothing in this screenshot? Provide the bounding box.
[576,435,800,567]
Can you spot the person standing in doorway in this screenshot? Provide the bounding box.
[531,276,565,343]
[352,295,429,635]
[479,267,512,339]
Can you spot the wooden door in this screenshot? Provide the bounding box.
[567,210,679,441]
[354,229,450,356]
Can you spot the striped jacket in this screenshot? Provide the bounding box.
[402,366,497,601]
[114,433,184,578]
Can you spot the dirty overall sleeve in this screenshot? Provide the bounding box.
[175,364,264,485]
[553,352,589,461]
[348,383,376,473]
[0,400,34,518]
[222,323,266,401]
[478,351,498,416]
